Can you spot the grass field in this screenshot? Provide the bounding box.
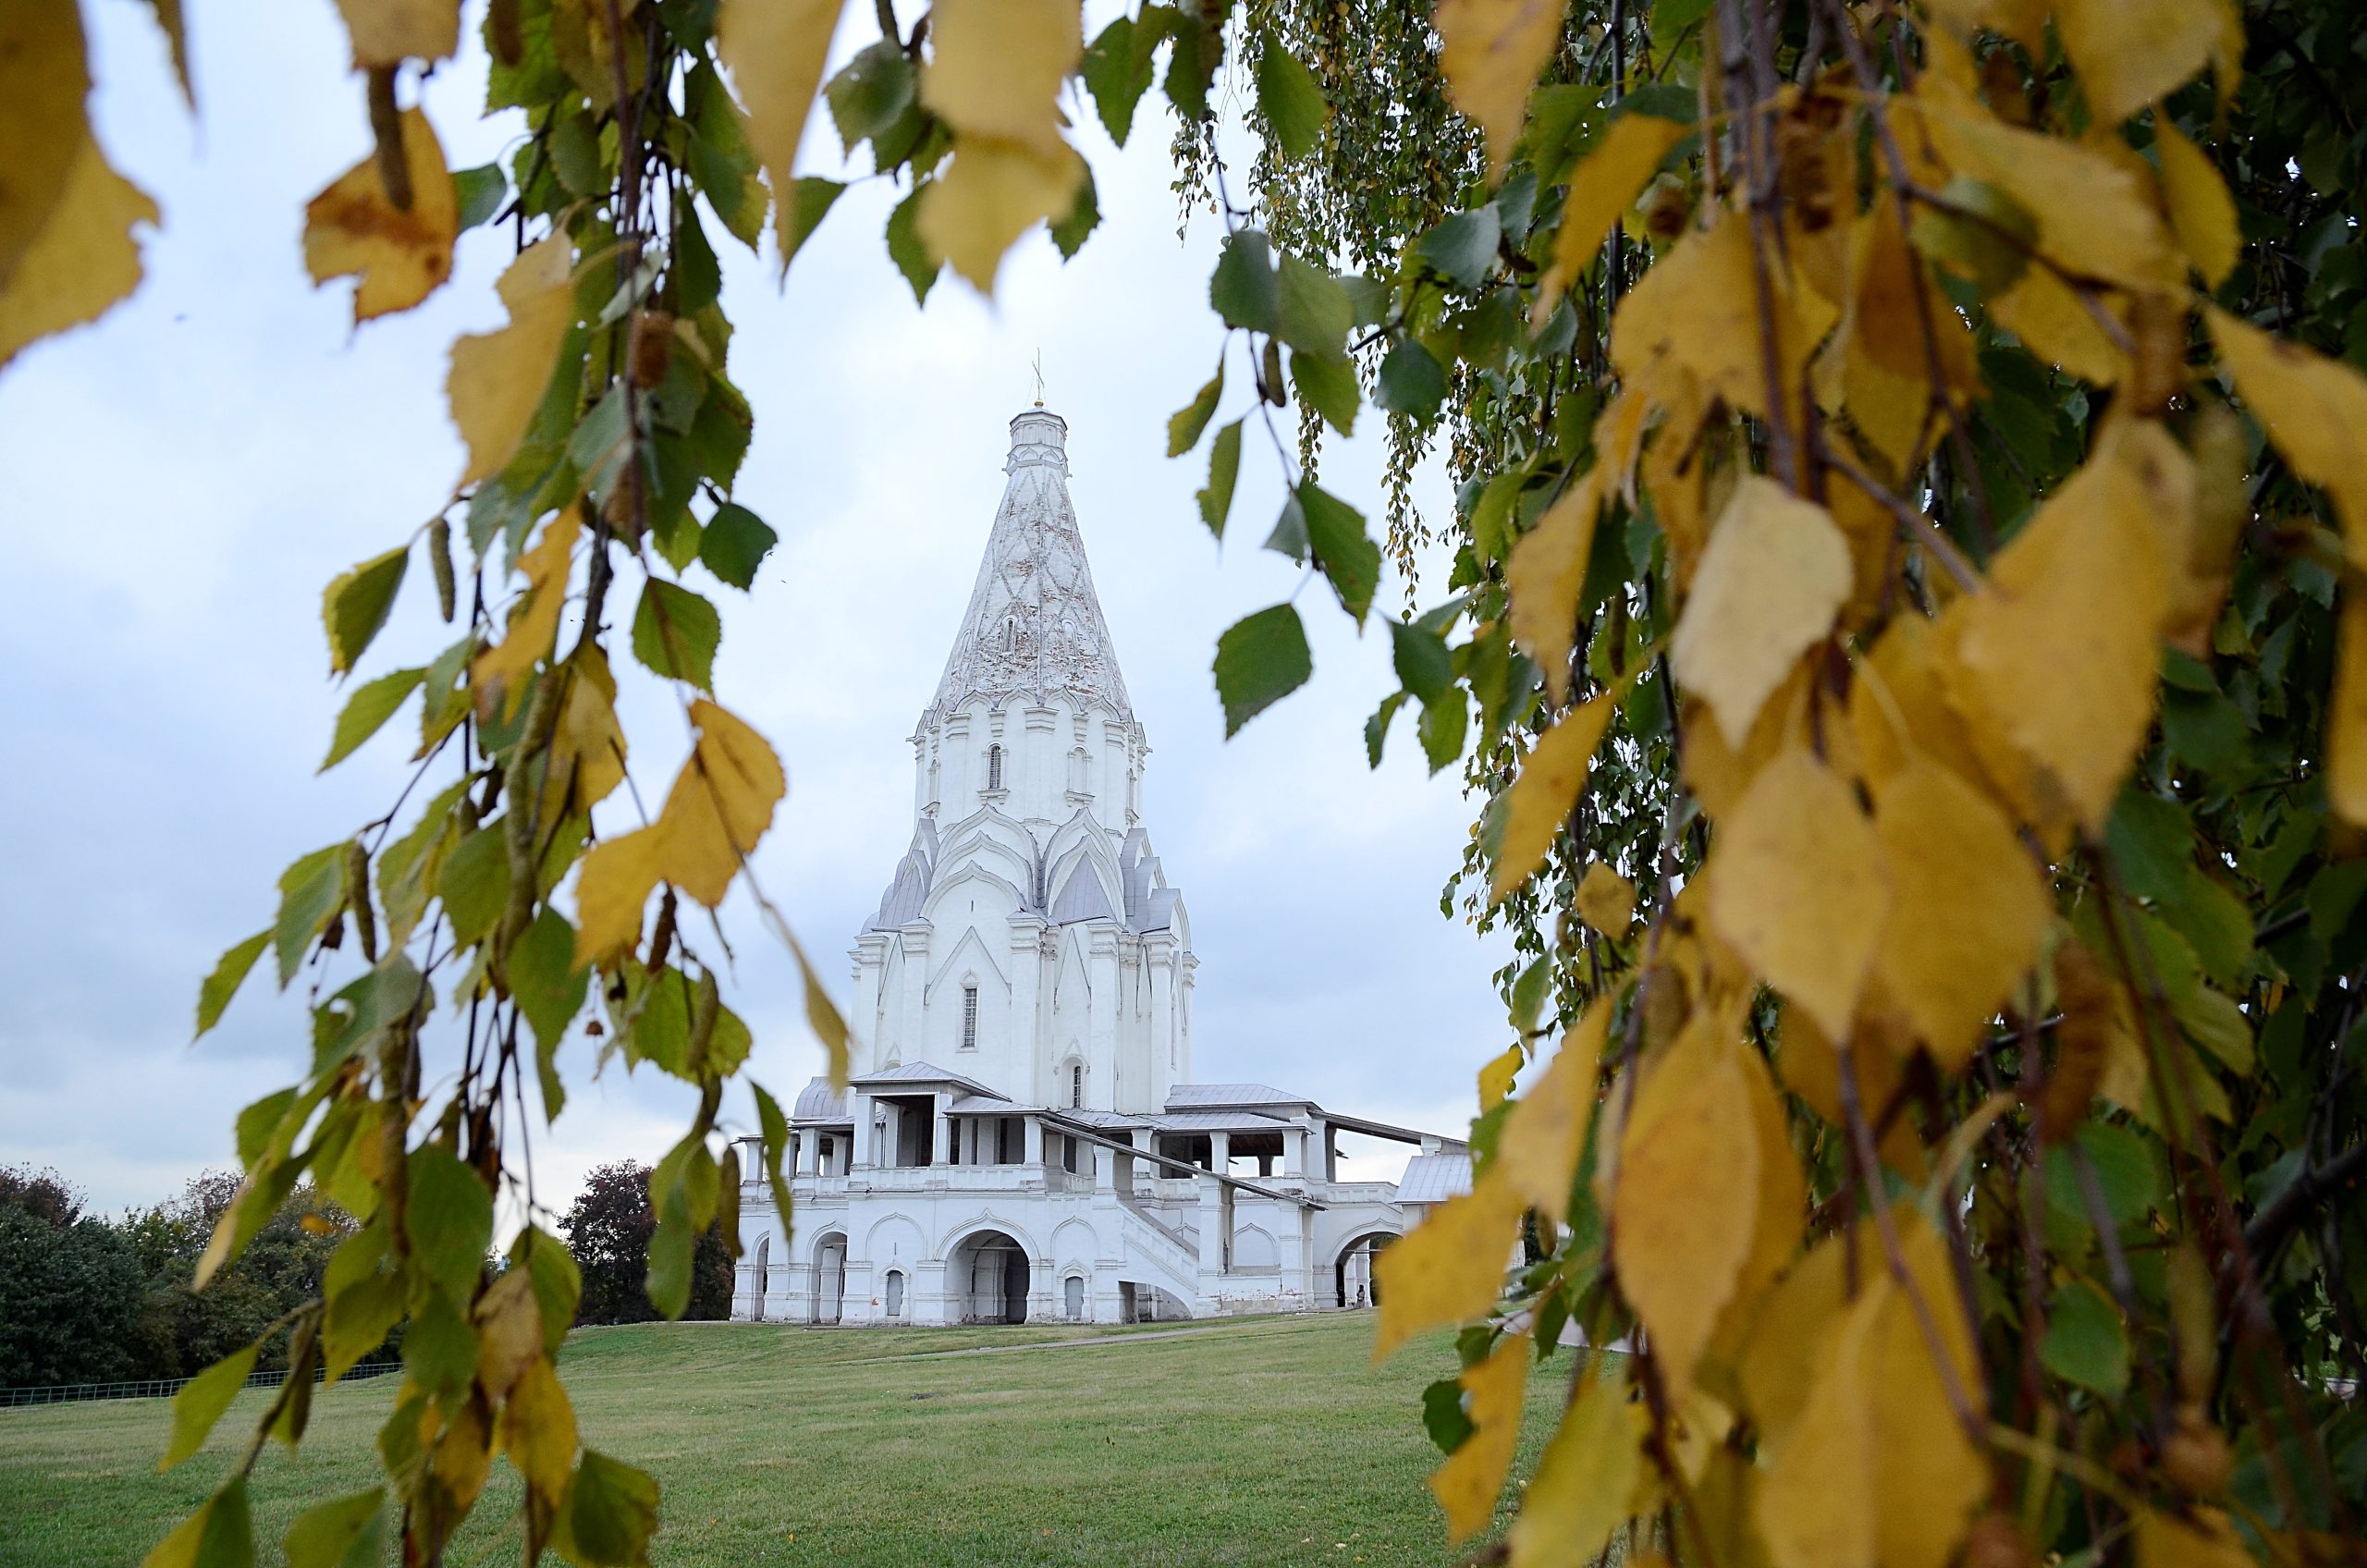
[0,1312,1578,1566]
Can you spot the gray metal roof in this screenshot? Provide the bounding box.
[791,1078,851,1122]
[1144,1110,1299,1134]
[1052,1109,1148,1130]
[847,1060,999,1097]
[1395,1151,1475,1206]
[947,1094,1038,1115]
[1165,1083,1306,1109]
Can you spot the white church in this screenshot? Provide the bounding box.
[730,408,1471,1327]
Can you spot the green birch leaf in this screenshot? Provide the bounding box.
[1255,33,1327,159]
[1082,14,1158,147]
[322,546,409,678]
[699,503,778,590]
[453,164,508,231]
[1300,482,1380,622]
[1214,605,1313,737]
[783,178,844,268]
[1390,620,1454,701]
[321,667,426,771]
[631,579,721,690]
[886,186,938,305]
[1169,362,1224,457]
[1290,348,1358,437]
[559,1451,659,1567]
[160,1345,259,1470]
[435,827,511,946]
[2040,1278,2130,1398]
[825,41,915,152]
[1198,418,1243,539]
[196,930,271,1039]
[1419,689,1469,774]
[1417,207,1501,290]
[1376,337,1449,420]
[274,846,347,986]
[512,908,587,1113]
[405,1145,493,1301]
[141,1474,253,1568]
[1275,252,1352,358]
[1367,691,1409,767]
[1050,165,1100,259]
[1210,230,1279,335]
[283,1488,385,1568]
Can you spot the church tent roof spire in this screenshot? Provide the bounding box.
[929,410,1132,718]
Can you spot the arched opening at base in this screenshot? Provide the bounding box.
[949,1230,1031,1324]
[1334,1231,1398,1309]
[813,1233,848,1324]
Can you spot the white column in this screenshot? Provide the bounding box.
[852,1097,875,1169]
[1196,1174,1227,1307]
[1024,1114,1044,1165]
[933,1093,951,1167]
[1282,1126,1304,1180]
[1087,927,1121,1109]
[1209,1130,1232,1175]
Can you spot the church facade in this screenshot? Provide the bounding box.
[731,410,1469,1327]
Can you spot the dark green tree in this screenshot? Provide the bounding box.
[560,1160,733,1326]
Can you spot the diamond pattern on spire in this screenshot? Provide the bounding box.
[931,411,1131,717]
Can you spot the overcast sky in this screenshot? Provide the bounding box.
[0,3,1513,1219]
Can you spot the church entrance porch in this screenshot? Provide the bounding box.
[949,1229,1031,1323]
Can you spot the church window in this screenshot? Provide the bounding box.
[987,744,1003,790]
[885,1270,905,1318]
[961,984,978,1050]
[1070,1063,1084,1109]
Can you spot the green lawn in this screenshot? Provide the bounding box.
[0,1313,1581,1566]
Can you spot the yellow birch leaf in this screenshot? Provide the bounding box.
[1612,1023,1760,1403]
[1871,756,2051,1069]
[1429,1331,1530,1543]
[1947,433,2177,836]
[1757,1270,1879,1568]
[1373,1170,1524,1361]
[1735,1225,1852,1441]
[2054,0,2224,127]
[331,0,461,67]
[919,0,1080,161]
[471,506,582,723]
[1508,1367,1647,1568]
[2207,303,2367,547]
[1682,663,1804,821]
[1540,113,1690,307]
[1613,216,1834,429]
[572,823,667,968]
[1848,613,1990,793]
[2333,589,2367,828]
[1773,998,1928,1178]
[1724,1041,1806,1313]
[470,1266,543,1399]
[1505,469,1601,704]
[655,699,786,907]
[0,1,90,291]
[1672,477,1852,750]
[497,1356,578,1503]
[1597,386,1652,507]
[1918,93,2182,291]
[1850,202,1981,396]
[1499,998,1611,1221]
[2134,1509,2257,1568]
[1707,745,1891,1039]
[716,0,842,269]
[303,107,458,322]
[1478,1044,1523,1112]
[1826,474,1895,631]
[2155,119,2239,289]
[916,137,1085,295]
[1435,0,1566,178]
[1864,1218,1987,1568]
[548,649,627,815]
[1576,863,1636,936]
[0,129,157,371]
[448,236,575,488]
[1490,692,1615,904]
[1990,264,2128,386]
[432,1393,494,1515]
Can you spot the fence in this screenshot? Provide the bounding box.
[0,1357,402,1410]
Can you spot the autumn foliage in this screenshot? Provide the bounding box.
[3,0,2363,1565]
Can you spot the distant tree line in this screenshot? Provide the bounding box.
[0,1158,734,1387]
[0,1164,388,1390]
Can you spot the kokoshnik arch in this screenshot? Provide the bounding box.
[731,409,1469,1326]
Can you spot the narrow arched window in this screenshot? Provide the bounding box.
[1071,1063,1084,1109]
[987,744,1003,790]
[961,984,978,1051]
